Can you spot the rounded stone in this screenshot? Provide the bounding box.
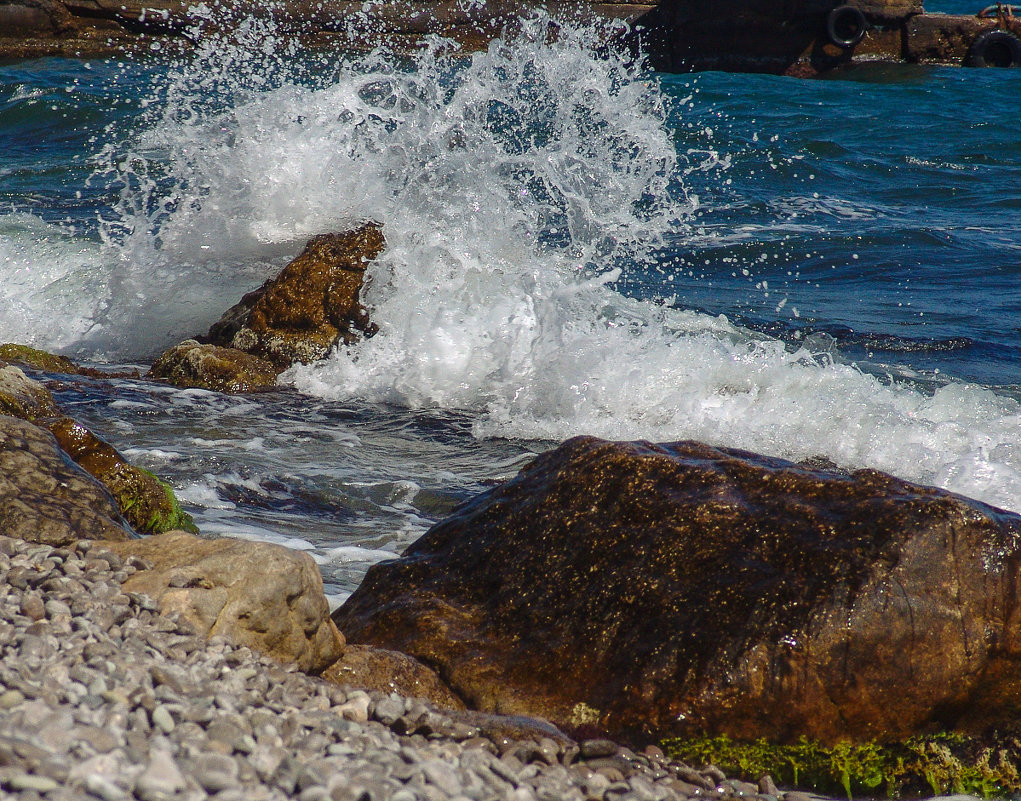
[20,592,46,621]
[151,705,175,734]
[8,773,60,792]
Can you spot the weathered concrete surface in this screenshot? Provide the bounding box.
[336,435,1021,745]
[105,530,346,673]
[3,0,1008,73]
[634,1,1013,75]
[0,414,131,546]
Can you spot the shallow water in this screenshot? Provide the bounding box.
[2,9,1020,601]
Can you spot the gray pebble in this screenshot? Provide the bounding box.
[134,749,186,801]
[0,537,752,801]
[8,773,60,792]
[84,773,128,801]
[193,752,240,792]
[151,705,175,734]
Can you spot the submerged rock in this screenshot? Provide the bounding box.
[104,530,345,673]
[0,415,130,545]
[147,340,279,394]
[336,435,1021,745]
[203,224,384,370]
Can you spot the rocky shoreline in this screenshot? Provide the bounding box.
[4,224,1021,799]
[0,533,800,801]
[0,0,655,60]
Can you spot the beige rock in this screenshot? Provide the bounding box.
[105,531,344,673]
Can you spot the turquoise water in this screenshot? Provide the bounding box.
[1,14,1020,599]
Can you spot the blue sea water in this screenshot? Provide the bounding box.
[1,10,1019,601]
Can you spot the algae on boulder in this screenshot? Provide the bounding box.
[0,343,81,374]
[664,732,1021,799]
[1,356,195,536]
[48,417,197,535]
[0,364,62,421]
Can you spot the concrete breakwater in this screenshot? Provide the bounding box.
[2,0,1018,73]
[632,0,1021,75]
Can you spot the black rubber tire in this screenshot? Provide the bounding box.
[965,28,1021,67]
[826,5,868,48]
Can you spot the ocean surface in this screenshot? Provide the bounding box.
[1,3,1019,605]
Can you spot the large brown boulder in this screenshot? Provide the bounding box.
[203,225,384,370]
[336,436,1021,745]
[105,530,345,673]
[0,414,131,546]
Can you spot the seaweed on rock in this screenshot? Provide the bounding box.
[662,732,1021,799]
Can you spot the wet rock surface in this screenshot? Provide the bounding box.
[336,435,1021,745]
[0,364,62,423]
[0,416,131,547]
[203,225,385,371]
[0,534,785,801]
[0,345,81,376]
[1,362,195,535]
[0,0,655,59]
[47,417,197,535]
[147,340,280,394]
[102,530,345,674]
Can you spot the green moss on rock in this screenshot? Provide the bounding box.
[0,343,80,374]
[107,464,198,535]
[0,364,62,422]
[48,417,197,536]
[662,733,1021,799]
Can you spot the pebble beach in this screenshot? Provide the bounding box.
[0,533,804,801]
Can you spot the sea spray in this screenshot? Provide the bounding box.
[273,15,1021,510]
[2,7,1020,515]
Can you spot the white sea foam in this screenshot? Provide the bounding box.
[2,7,1020,515]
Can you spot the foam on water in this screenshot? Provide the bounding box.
[3,7,1021,513]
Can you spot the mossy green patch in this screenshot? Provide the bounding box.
[106,464,198,535]
[0,344,79,374]
[661,732,1021,799]
[147,470,199,535]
